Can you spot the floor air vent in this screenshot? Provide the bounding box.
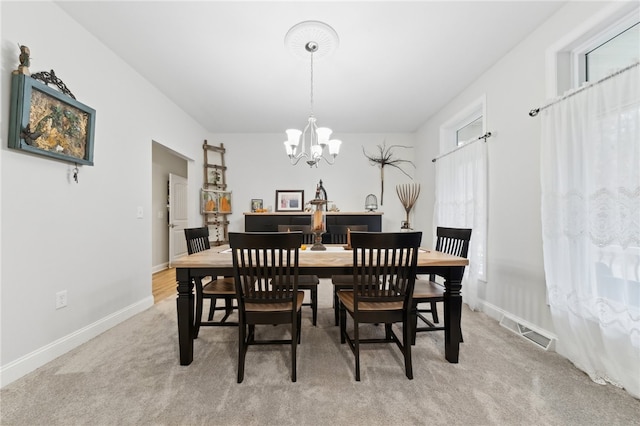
[499,315,554,350]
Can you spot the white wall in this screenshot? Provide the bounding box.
[215,133,416,233]
[0,1,207,386]
[413,1,617,334]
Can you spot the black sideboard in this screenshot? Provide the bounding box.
[244,212,382,242]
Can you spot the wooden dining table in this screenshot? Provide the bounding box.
[173,244,469,366]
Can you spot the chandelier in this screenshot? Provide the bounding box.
[284,21,341,167]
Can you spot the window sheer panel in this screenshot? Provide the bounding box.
[540,63,639,398]
[434,140,488,310]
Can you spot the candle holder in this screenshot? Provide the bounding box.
[309,198,328,251]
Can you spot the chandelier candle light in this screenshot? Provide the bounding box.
[284,21,342,167]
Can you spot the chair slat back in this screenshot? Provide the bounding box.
[350,232,422,306]
[184,227,211,255]
[329,225,369,244]
[435,227,472,258]
[431,227,472,281]
[229,232,302,304]
[277,225,315,244]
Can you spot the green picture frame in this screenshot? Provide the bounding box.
[8,73,96,166]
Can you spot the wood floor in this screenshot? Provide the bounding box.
[152,268,176,303]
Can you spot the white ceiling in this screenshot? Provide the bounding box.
[56,1,566,134]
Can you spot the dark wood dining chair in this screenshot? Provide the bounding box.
[329,224,369,326]
[277,225,320,325]
[337,231,422,381]
[411,226,471,344]
[184,227,237,338]
[229,231,304,383]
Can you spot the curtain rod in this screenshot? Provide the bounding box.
[431,132,492,163]
[529,61,639,117]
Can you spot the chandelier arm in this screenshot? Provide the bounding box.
[289,154,308,166]
[317,154,338,165]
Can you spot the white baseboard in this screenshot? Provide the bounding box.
[479,300,557,350]
[152,262,169,274]
[0,296,154,388]
[479,300,509,322]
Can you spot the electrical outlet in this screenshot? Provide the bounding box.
[56,290,67,309]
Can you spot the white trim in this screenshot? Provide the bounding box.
[545,2,639,98]
[573,11,639,86]
[0,296,154,388]
[439,94,487,154]
[152,262,169,274]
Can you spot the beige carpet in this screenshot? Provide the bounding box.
[1,281,638,425]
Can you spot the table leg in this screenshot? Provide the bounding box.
[176,268,194,365]
[444,266,465,363]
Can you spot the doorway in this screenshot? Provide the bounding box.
[152,141,189,273]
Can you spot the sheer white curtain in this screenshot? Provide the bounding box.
[433,140,487,310]
[540,63,640,398]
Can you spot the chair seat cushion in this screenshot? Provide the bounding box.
[203,277,235,295]
[245,291,305,312]
[337,291,403,312]
[413,279,445,299]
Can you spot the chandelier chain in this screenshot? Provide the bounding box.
[309,52,314,116]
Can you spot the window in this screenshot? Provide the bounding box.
[437,95,488,286]
[456,116,483,147]
[439,95,486,154]
[549,4,639,96]
[582,19,639,83]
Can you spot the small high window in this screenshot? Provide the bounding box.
[456,116,484,147]
[440,95,486,153]
[549,4,639,97]
[585,22,639,82]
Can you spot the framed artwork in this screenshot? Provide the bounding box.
[276,190,304,212]
[8,74,96,165]
[251,199,263,212]
[201,189,232,214]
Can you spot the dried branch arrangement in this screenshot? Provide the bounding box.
[362,142,414,205]
[396,183,421,229]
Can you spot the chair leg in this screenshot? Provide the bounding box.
[292,312,298,382]
[334,289,340,326]
[403,315,413,380]
[339,303,347,344]
[411,302,418,345]
[219,297,233,323]
[311,288,318,326]
[385,323,392,340]
[207,298,217,321]
[248,324,256,344]
[297,310,302,344]
[194,292,203,339]
[237,321,246,384]
[354,319,361,381]
[431,301,439,323]
[227,298,235,316]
